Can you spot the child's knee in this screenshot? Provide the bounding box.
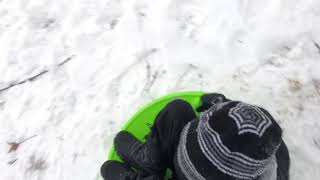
[166,99,192,111]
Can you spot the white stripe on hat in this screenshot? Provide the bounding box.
[228,103,272,137]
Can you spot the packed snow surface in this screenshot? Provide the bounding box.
[1,0,320,179]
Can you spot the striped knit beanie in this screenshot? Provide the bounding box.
[175,101,282,180]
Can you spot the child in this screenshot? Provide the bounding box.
[100,93,290,180]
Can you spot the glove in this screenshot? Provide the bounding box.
[114,131,164,175]
[196,93,230,112]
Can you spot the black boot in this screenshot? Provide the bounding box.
[100,160,139,180]
[114,131,163,174]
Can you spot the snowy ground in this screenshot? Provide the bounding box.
[0,0,320,179]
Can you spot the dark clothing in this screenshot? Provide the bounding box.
[132,99,290,180]
[144,99,196,179]
[276,141,290,180]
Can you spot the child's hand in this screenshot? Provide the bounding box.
[196,93,230,112]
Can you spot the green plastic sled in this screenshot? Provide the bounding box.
[108,91,205,179]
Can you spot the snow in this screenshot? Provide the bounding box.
[0,0,320,179]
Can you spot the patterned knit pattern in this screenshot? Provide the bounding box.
[198,115,274,179]
[228,103,272,137]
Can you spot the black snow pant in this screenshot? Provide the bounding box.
[141,99,196,180]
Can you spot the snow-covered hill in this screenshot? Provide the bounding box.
[0,0,320,179]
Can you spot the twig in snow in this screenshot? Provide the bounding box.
[42,19,55,29]
[141,61,159,94]
[8,158,18,165]
[28,70,49,81]
[174,64,199,88]
[313,139,320,150]
[313,41,320,54]
[108,49,158,98]
[0,55,75,93]
[58,55,74,66]
[20,134,38,144]
[0,70,49,93]
[7,135,38,153]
